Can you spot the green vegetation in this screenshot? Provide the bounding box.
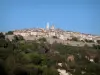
[0,33,100,75]
[0,32,5,39]
[85,39,94,43]
[97,40,100,44]
[92,44,100,49]
[71,37,79,41]
[13,35,24,42]
[6,31,13,35]
[52,36,58,39]
[38,37,47,42]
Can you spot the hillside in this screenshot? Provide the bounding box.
[0,32,100,75]
[4,27,100,48]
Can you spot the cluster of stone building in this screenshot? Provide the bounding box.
[13,23,100,43]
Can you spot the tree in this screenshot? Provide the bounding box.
[0,59,8,75]
[97,40,100,44]
[85,39,94,43]
[0,32,5,39]
[30,53,42,65]
[85,63,100,75]
[42,67,59,75]
[13,66,28,75]
[94,56,99,63]
[92,44,100,49]
[52,36,58,39]
[13,35,24,42]
[38,37,47,42]
[6,31,13,35]
[71,37,78,41]
[0,39,13,60]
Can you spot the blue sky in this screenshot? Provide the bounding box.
[0,0,100,35]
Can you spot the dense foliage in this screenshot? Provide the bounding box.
[97,40,100,44]
[0,33,100,75]
[85,39,94,43]
[6,31,13,35]
[71,37,78,41]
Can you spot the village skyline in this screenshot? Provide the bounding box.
[0,0,100,35]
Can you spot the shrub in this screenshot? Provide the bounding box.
[0,32,5,39]
[85,39,94,43]
[71,37,78,41]
[92,44,100,49]
[52,36,58,39]
[13,66,28,75]
[42,67,59,75]
[13,35,24,42]
[97,40,100,44]
[38,37,47,42]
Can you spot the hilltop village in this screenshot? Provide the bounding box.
[13,23,100,44]
[0,24,100,75]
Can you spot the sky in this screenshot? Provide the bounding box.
[0,0,100,35]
